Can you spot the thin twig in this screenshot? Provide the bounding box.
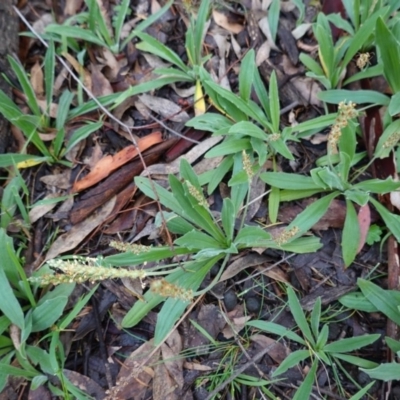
[148,114,201,144]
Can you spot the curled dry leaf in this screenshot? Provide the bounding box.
[30,61,44,98]
[36,100,59,118]
[45,196,116,260]
[212,9,244,34]
[91,64,114,97]
[63,52,92,90]
[64,0,84,16]
[72,131,162,193]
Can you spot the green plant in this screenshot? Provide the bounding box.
[246,286,379,399]
[0,43,102,168]
[261,100,400,266]
[0,228,98,398]
[300,6,391,91]
[32,159,322,345]
[186,51,336,196]
[339,279,400,382]
[41,0,172,55]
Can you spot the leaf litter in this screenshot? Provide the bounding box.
[0,0,398,399]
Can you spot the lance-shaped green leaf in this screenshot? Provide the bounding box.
[369,197,400,241]
[342,200,360,267]
[234,226,272,247]
[324,333,379,353]
[292,361,318,400]
[239,49,255,102]
[376,16,400,92]
[287,286,315,346]
[360,363,400,382]
[358,278,400,326]
[269,71,280,132]
[246,320,305,345]
[260,172,323,191]
[228,121,269,140]
[221,198,235,242]
[135,31,189,72]
[353,177,400,194]
[175,230,223,251]
[284,192,339,240]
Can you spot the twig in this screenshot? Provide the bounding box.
[148,114,201,144]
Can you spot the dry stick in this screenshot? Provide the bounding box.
[148,114,201,144]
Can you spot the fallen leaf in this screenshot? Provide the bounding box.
[45,196,116,260]
[29,193,64,223]
[142,136,223,176]
[63,52,92,90]
[221,254,271,281]
[139,94,190,123]
[250,334,289,364]
[106,340,160,400]
[72,131,162,192]
[30,61,44,98]
[212,9,244,34]
[91,64,114,97]
[63,369,106,399]
[357,203,371,253]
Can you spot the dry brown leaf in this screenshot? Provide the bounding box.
[142,136,223,176]
[63,52,92,90]
[221,306,252,339]
[212,10,244,34]
[29,193,64,224]
[183,361,213,371]
[220,254,271,282]
[45,196,116,260]
[40,169,72,189]
[106,340,160,400]
[255,265,289,283]
[72,131,162,192]
[64,0,83,15]
[153,330,185,400]
[246,172,266,221]
[36,100,59,118]
[63,370,106,399]
[37,131,57,141]
[91,64,114,97]
[250,334,289,364]
[153,364,177,400]
[139,94,190,123]
[30,61,44,98]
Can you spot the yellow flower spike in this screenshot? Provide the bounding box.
[194,80,206,116]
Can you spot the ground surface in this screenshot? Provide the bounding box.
[1,0,400,399]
